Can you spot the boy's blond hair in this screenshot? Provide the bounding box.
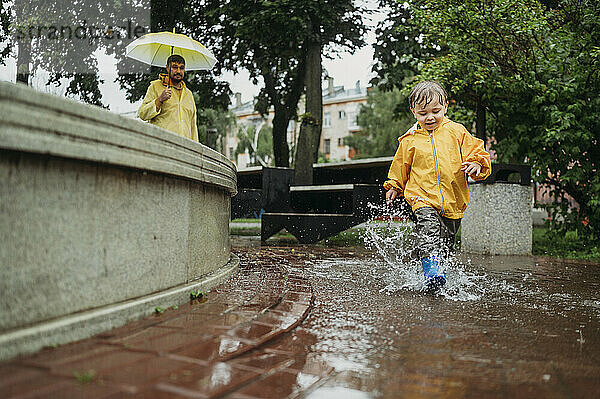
[408,80,448,109]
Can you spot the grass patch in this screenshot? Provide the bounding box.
[230,227,261,235]
[230,218,261,236]
[532,227,600,261]
[74,370,96,384]
[320,229,365,246]
[231,219,598,262]
[320,222,414,247]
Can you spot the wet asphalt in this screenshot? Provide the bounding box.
[2,233,598,398]
[232,235,600,398]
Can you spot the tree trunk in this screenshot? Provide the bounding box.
[259,44,307,169]
[294,40,322,185]
[272,107,290,167]
[16,38,31,85]
[475,97,486,142]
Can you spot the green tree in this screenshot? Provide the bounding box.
[115,0,231,115]
[345,87,414,159]
[199,0,308,167]
[0,2,10,63]
[3,1,134,106]
[235,124,273,167]
[197,0,366,171]
[1,1,231,111]
[371,0,440,92]
[293,2,367,184]
[375,0,600,239]
[196,108,236,151]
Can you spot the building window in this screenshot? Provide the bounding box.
[339,110,346,119]
[229,147,234,160]
[323,112,331,128]
[347,111,359,129]
[338,137,345,147]
[324,139,331,154]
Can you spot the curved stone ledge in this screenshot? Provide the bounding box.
[0,82,238,360]
[0,254,239,361]
[0,82,237,195]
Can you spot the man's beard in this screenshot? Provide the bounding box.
[170,73,183,84]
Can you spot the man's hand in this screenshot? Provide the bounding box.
[155,88,172,111]
[386,188,401,206]
[158,88,172,103]
[461,161,482,177]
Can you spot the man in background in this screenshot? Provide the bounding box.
[138,54,198,141]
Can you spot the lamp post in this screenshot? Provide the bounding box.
[206,128,218,150]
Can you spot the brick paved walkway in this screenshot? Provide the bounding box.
[2,241,600,399]
[1,248,314,398]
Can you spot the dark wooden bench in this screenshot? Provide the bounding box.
[261,183,385,243]
[257,160,530,244]
[259,158,394,244]
[231,166,294,219]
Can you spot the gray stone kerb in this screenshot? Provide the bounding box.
[0,82,238,361]
[0,81,237,196]
[0,254,240,362]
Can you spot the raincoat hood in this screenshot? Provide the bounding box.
[158,73,186,89]
[414,117,452,135]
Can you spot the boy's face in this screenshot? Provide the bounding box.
[411,99,448,132]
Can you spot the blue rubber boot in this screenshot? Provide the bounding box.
[421,255,446,293]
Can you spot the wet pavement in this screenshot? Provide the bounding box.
[1,234,599,398]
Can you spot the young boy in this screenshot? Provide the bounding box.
[384,81,491,292]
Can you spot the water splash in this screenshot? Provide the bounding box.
[361,203,488,301]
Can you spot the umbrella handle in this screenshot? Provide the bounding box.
[168,45,173,88]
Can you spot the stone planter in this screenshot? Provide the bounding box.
[0,82,238,360]
[462,183,533,255]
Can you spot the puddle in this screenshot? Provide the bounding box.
[306,386,372,399]
[230,233,600,397]
[233,226,600,397]
[358,216,504,301]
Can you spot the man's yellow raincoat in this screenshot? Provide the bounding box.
[138,74,198,141]
[384,118,491,219]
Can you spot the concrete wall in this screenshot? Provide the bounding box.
[462,183,533,255]
[0,82,238,360]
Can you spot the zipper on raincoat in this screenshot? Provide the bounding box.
[429,131,445,215]
[177,89,184,135]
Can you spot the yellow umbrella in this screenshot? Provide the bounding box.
[125,29,218,71]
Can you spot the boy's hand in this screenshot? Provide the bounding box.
[386,188,401,206]
[461,161,482,177]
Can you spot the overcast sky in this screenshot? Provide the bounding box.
[0,0,386,114]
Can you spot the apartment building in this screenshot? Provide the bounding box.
[225,77,368,168]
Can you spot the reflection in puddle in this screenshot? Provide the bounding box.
[296,372,320,388]
[218,336,242,357]
[307,386,372,399]
[309,305,378,373]
[210,362,231,388]
[237,231,600,398]
[321,354,369,373]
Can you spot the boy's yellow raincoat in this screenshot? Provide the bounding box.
[384,118,491,219]
[138,74,198,141]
